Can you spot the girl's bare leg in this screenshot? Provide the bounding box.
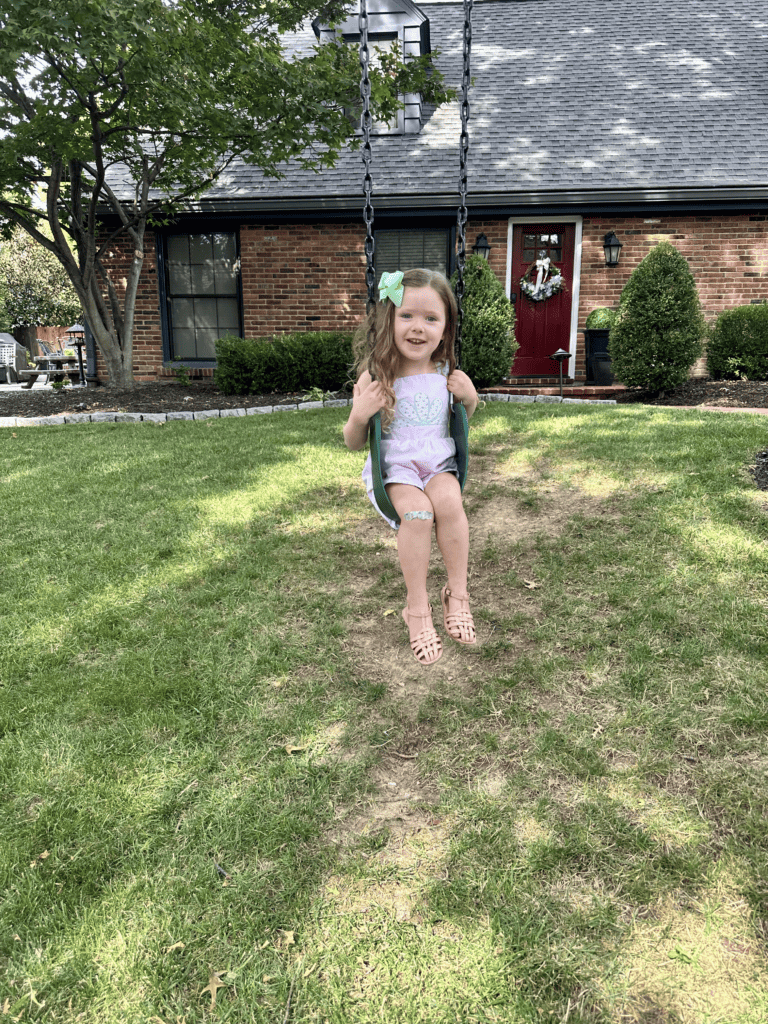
[385,483,435,621]
[424,473,469,606]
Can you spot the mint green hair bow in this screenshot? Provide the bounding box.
[378,270,404,307]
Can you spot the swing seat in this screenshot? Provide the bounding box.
[369,402,469,527]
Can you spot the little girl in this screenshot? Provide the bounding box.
[343,268,479,665]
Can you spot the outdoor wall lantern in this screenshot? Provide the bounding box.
[65,323,87,387]
[472,233,491,260]
[603,231,623,267]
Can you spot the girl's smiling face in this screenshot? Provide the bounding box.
[392,285,448,373]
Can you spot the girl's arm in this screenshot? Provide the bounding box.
[447,369,479,419]
[343,371,390,451]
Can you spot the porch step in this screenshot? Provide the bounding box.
[481,384,627,400]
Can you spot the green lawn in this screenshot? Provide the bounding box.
[1,404,767,1023]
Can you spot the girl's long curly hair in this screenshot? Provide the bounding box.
[351,268,458,429]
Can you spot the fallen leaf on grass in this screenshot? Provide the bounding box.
[164,942,185,953]
[285,744,307,755]
[523,580,540,590]
[383,609,397,617]
[200,972,227,1008]
[29,850,49,868]
[277,929,295,948]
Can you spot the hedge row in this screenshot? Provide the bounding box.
[215,332,354,395]
[706,304,768,380]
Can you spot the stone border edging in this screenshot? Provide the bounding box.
[0,393,618,428]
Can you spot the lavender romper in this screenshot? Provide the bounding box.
[362,367,458,530]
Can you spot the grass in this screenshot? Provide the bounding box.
[1,403,767,1023]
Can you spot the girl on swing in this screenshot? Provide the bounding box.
[343,268,479,665]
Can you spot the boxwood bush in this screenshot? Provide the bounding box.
[451,255,517,388]
[706,304,768,380]
[214,331,354,395]
[609,242,704,392]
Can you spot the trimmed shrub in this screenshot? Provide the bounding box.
[585,307,617,330]
[609,242,705,392]
[706,304,768,380]
[451,255,517,388]
[215,331,354,395]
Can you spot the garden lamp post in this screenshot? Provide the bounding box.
[549,348,570,398]
[65,323,86,387]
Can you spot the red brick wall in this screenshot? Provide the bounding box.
[240,223,369,337]
[96,212,768,382]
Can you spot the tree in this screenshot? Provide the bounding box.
[451,256,517,388]
[0,0,453,387]
[609,242,704,393]
[0,229,82,349]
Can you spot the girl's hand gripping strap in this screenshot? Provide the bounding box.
[369,411,401,525]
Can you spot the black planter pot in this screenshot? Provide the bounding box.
[584,329,614,385]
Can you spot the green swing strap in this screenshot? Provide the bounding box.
[369,411,400,524]
[451,398,469,493]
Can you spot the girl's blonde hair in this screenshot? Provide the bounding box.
[351,268,458,428]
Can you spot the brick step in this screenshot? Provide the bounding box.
[481,384,627,399]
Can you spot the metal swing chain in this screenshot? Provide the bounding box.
[455,0,473,369]
[360,0,376,317]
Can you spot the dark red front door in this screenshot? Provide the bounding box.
[510,224,574,376]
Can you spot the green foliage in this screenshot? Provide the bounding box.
[706,303,768,380]
[609,242,705,392]
[585,306,617,330]
[0,229,81,327]
[215,331,354,394]
[0,0,453,384]
[451,255,517,388]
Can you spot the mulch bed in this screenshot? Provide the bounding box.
[3,377,767,489]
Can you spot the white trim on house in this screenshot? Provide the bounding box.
[506,215,583,378]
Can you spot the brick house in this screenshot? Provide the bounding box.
[96,0,768,384]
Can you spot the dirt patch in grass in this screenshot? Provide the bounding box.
[343,456,613,712]
[331,460,617,855]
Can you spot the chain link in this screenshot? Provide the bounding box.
[360,0,376,316]
[455,0,473,368]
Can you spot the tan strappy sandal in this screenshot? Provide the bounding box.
[441,586,477,645]
[402,606,443,665]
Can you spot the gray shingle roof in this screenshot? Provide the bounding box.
[186,0,768,210]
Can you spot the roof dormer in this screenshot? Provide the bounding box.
[312,0,431,134]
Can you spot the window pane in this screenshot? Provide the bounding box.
[195,329,219,359]
[193,297,218,329]
[169,263,191,293]
[375,229,449,276]
[213,233,237,262]
[191,263,216,295]
[189,234,213,263]
[167,236,189,263]
[213,260,238,295]
[172,298,194,329]
[172,328,196,358]
[523,249,536,262]
[217,298,240,331]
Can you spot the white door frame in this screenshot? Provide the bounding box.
[506,216,583,378]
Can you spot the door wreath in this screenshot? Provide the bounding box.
[520,250,566,302]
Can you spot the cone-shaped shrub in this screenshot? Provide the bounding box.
[451,255,517,388]
[609,242,705,392]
